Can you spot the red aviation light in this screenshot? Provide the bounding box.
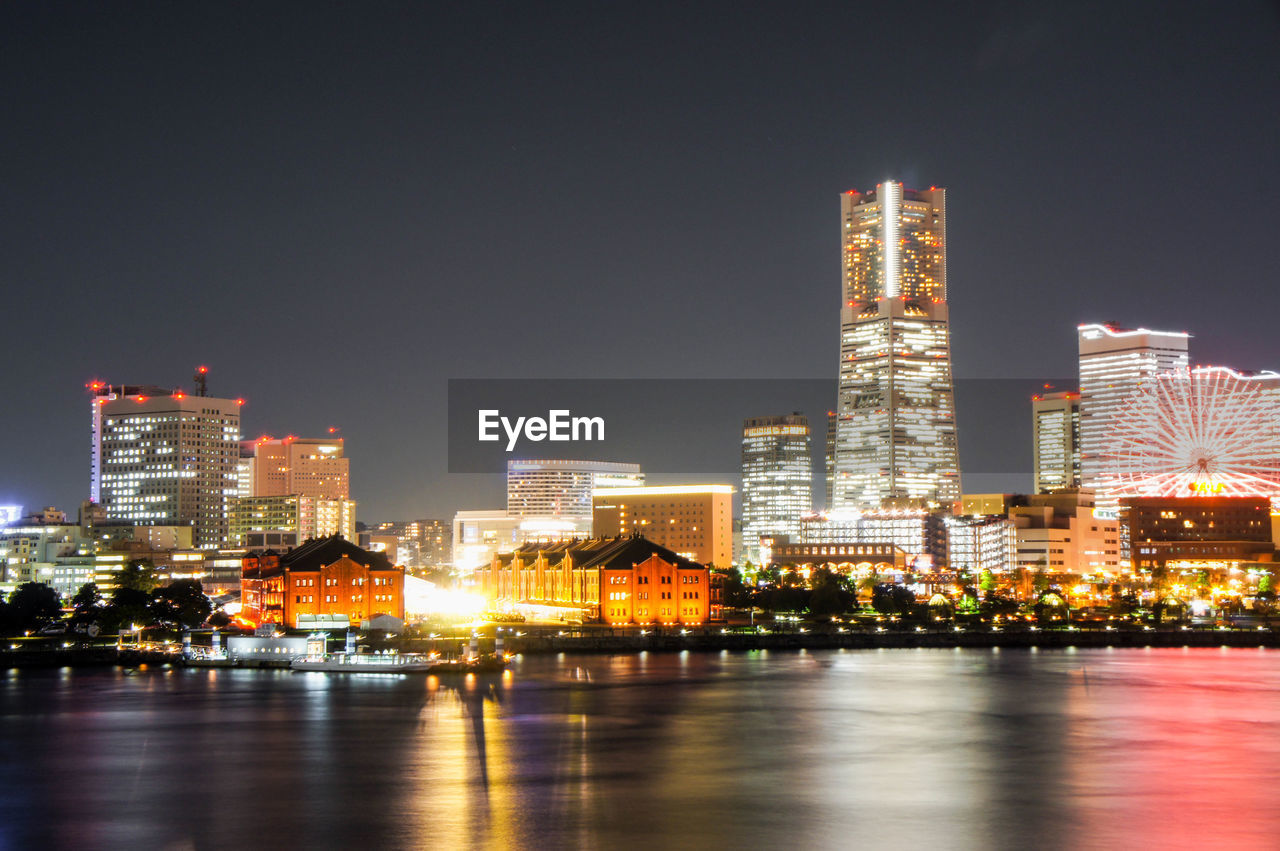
[235,398,245,406]
[197,366,208,374]
[135,395,148,403]
[173,391,185,400]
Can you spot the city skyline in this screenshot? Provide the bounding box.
[2,3,1278,521]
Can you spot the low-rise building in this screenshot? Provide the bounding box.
[1123,496,1275,571]
[477,536,720,626]
[240,536,404,629]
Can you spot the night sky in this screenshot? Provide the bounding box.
[2,2,1278,521]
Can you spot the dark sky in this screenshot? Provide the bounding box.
[2,1,1279,521]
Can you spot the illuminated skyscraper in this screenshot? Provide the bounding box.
[1077,323,1189,514]
[831,182,960,509]
[741,414,812,557]
[1032,391,1081,493]
[92,386,242,549]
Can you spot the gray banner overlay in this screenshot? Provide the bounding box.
[448,378,1071,483]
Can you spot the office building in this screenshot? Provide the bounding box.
[592,485,734,567]
[1077,323,1190,515]
[477,536,720,626]
[229,494,357,548]
[92,384,242,548]
[1032,391,1081,493]
[832,182,960,510]
[506,459,643,520]
[238,436,349,499]
[741,414,812,559]
[1123,496,1275,571]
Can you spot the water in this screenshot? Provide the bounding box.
[3,648,1279,850]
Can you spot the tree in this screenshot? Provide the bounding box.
[808,567,853,616]
[69,583,105,628]
[116,559,158,593]
[152,580,212,628]
[7,583,63,633]
[1258,573,1274,596]
[713,568,751,608]
[207,609,232,628]
[871,583,915,616]
[101,587,156,632]
[979,569,996,596]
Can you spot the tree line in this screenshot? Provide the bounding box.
[0,559,215,637]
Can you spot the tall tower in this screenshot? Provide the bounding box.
[1077,323,1189,515]
[1032,391,1081,493]
[741,413,813,557]
[832,182,960,510]
[93,386,242,548]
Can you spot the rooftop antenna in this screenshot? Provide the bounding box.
[194,365,209,397]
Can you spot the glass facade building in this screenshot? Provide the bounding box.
[832,182,960,510]
[741,414,813,559]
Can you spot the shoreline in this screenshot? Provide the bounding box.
[504,627,1280,655]
[3,627,1278,670]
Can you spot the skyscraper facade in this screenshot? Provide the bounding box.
[741,414,812,556]
[832,182,960,510]
[93,388,242,548]
[507,459,644,520]
[1077,323,1189,514]
[1032,391,1081,493]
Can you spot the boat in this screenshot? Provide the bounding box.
[291,652,435,673]
[290,652,508,675]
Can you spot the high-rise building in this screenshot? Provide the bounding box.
[238,436,349,499]
[1078,323,1190,515]
[824,410,837,509]
[592,485,734,567]
[741,414,812,558]
[832,182,960,510]
[506,459,643,520]
[1032,391,1081,493]
[93,386,242,548]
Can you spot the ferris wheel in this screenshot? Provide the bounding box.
[1103,367,1280,499]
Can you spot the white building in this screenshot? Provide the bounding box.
[506,459,643,520]
[832,182,960,510]
[945,515,1017,575]
[93,385,242,548]
[1077,323,1189,516]
[741,414,812,559]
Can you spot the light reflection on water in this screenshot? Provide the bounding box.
[3,649,1280,848]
